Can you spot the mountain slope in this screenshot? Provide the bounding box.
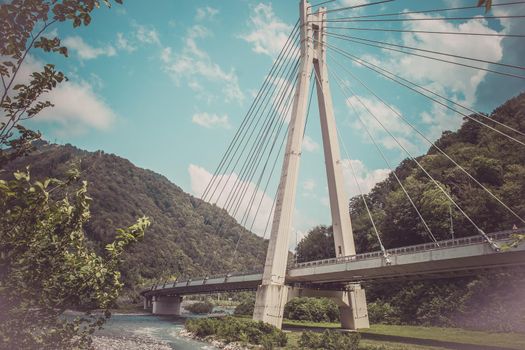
[4,144,268,295]
[349,92,525,252]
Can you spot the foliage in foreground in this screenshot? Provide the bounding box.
[0,169,149,349]
[185,301,214,314]
[299,330,360,350]
[185,316,287,349]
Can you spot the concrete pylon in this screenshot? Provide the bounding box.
[253,0,313,329]
[312,7,356,257]
[253,0,368,330]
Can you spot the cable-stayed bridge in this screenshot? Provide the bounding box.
[142,0,525,330]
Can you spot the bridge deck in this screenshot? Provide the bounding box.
[142,230,525,297]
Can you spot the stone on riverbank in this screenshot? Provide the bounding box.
[92,335,172,350]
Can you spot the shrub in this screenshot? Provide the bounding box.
[284,297,340,322]
[185,318,218,337]
[234,298,255,316]
[299,331,323,349]
[184,316,287,348]
[367,300,400,325]
[299,330,360,350]
[186,301,214,314]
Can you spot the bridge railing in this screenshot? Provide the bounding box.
[293,228,523,269]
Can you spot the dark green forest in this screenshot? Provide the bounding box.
[297,92,525,332]
[3,144,267,298]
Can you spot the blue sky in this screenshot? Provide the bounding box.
[24,0,525,245]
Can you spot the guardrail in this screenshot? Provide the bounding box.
[293,228,524,269]
[149,270,263,291]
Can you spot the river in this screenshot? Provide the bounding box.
[95,313,218,350]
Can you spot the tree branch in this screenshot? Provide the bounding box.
[0,19,57,109]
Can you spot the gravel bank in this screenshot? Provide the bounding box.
[92,335,172,350]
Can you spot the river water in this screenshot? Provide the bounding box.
[95,313,218,350]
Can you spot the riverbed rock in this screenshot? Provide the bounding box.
[92,335,172,350]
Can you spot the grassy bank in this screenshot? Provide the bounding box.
[283,332,449,350]
[281,320,525,350]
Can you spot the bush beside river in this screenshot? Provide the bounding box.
[185,316,287,349]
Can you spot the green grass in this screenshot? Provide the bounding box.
[362,324,525,349]
[279,320,525,350]
[358,339,450,350]
[281,332,450,350]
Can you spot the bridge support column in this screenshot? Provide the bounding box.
[339,284,369,330]
[253,284,289,329]
[287,284,369,330]
[143,296,151,310]
[152,295,182,316]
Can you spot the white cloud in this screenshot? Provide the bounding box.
[347,8,509,144]
[240,3,293,58]
[162,25,244,104]
[345,95,420,154]
[338,0,370,7]
[188,164,275,236]
[160,47,171,63]
[196,6,219,21]
[192,112,231,129]
[392,12,503,106]
[133,23,160,45]
[13,56,117,135]
[341,159,390,197]
[38,81,117,134]
[62,36,116,60]
[303,179,316,191]
[116,32,137,53]
[329,0,372,14]
[303,134,319,152]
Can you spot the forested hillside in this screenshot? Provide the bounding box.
[3,144,267,297]
[297,92,525,332]
[350,92,525,252]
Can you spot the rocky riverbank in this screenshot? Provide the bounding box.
[92,335,172,350]
[179,329,252,350]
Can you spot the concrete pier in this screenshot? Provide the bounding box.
[152,295,182,315]
[143,296,151,310]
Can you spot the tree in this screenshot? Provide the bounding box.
[0,1,151,348]
[1,0,123,165]
[295,225,335,263]
[0,168,150,349]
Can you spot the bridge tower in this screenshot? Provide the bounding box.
[253,0,369,330]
